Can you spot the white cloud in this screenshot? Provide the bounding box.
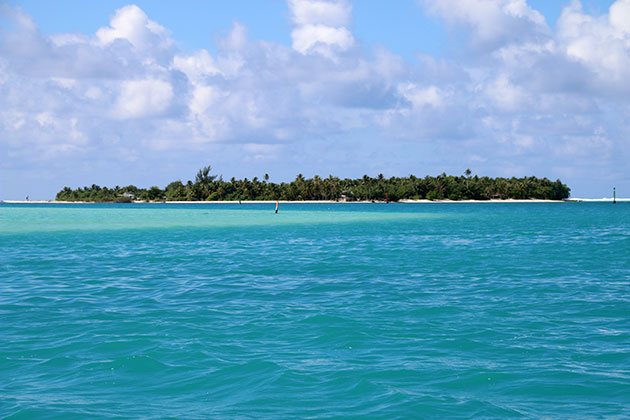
[190,85,221,116]
[96,5,171,51]
[422,0,548,49]
[0,5,37,32]
[289,0,351,26]
[114,79,174,119]
[35,112,55,127]
[484,74,529,111]
[50,33,89,47]
[242,143,283,160]
[221,22,248,51]
[557,0,630,88]
[397,84,446,109]
[609,0,630,34]
[188,85,227,140]
[289,0,354,56]
[172,50,221,82]
[291,25,354,55]
[0,1,628,198]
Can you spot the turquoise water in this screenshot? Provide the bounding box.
[1,203,628,418]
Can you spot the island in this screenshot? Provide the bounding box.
[54,166,571,203]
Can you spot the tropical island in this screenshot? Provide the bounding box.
[54,166,571,202]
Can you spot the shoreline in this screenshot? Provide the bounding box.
[2,198,627,204]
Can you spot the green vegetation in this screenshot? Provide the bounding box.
[55,166,571,202]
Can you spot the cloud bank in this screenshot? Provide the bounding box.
[0,0,628,198]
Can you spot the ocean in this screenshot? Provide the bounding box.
[1,202,628,417]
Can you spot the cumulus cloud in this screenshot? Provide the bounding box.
[557,0,630,90]
[96,5,171,52]
[422,0,549,50]
[291,25,354,55]
[289,0,355,56]
[115,79,174,119]
[290,0,351,26]
[398,84,447,109]
[172,50,220,82]
[484,73,531,111]
[0,1,628,198]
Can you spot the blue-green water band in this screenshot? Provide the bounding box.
[1,203,628,417]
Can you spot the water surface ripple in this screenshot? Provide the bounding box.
[1,203,628,417]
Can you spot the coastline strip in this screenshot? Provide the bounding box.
[3,198,628,204]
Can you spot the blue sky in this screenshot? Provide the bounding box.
[0,0,628,198]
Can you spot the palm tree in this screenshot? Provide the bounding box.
[362,175,371,200]
[195,165,216,185]
[54,165,572,202]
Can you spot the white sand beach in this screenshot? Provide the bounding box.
[4,198,627,204]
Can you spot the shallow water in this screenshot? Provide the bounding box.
[1,203,628,417]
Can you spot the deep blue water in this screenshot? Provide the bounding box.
[1,203,628,417]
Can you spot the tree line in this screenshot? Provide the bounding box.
[55,166,571,202]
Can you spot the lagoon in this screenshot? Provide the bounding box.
[1,203,628,417]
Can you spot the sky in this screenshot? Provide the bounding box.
[0,0,628,199]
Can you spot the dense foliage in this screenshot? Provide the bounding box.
[56,166,571,202]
